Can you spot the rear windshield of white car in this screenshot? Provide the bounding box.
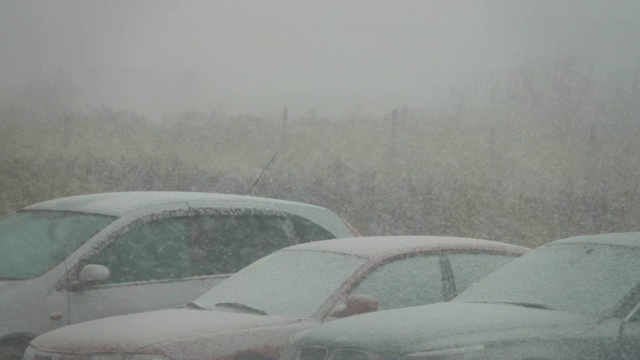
[455,243,640,317]
[195,249,367,318]
[0,210,116,279]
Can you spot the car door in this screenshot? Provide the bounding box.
[67,207,296,324]
[67,214,207,324]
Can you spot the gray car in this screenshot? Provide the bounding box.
[0,191,359,358]
[280,232,640,360]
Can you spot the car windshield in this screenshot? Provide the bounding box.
[455,243,640,317]
[0,210,116,280]
[195,249,367,318]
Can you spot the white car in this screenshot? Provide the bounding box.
[0,191,359,358]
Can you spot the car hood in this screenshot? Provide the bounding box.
[296,302,599,355]
[32,307,305,353]
[0,280,20,290]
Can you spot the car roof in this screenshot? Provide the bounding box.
[551,232,640,248]
[283,235,529,259]
[23,191,327,217]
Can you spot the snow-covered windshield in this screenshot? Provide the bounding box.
[0,210,116,279]
[455,243,640,316]
[195,249,367,318]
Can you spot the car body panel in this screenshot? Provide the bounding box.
[284,235,526,258]
[22,192,356,239]
[24,192,328,218]
[31,308,308,353]
[291,302,600,354]
[67,277,211,324]
[1,263,70,340]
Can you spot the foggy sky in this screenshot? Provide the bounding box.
[1,0,639,119]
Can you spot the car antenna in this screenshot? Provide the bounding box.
[248,106,290,196]
[247,149,280,195]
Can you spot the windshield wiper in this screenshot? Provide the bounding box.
[215,302,267,315]
[465,301,555,310]
[186,301,210,310]
[497,302,555,310]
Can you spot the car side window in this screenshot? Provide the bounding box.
[351,255,444,310]
[86,212,293,284]
[447,252,518,294]
[188,214,292,275]
[285,214,336,243]
[88,217,191,283]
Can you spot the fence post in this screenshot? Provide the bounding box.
[389,108,398,161]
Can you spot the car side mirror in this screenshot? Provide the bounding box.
[327,294,378,319]
[78,264,111,283]
[346,293,378,315]
[69,264,111,291]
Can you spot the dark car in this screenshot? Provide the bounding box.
[0,191,359,358]
[23,236,528,360]
[280,232,640,360]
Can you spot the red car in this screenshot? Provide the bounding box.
[24,236,529,360]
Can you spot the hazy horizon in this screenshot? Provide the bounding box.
[2,0,639,119]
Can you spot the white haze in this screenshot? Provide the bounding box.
[1,0,639,119]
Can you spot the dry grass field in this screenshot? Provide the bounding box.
[2,59,639,248]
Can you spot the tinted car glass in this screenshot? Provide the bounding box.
[88,213,292,283]
[89,217,191,283]
[0,210,115,279]
[189,213,291,275]
[287,214,336,243]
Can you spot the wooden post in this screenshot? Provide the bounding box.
[275,106,288,166]
[281,106,288,149]
[389,109,398,161]
[63,112,70,149]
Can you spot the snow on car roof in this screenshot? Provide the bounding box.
[552,232,640,248]
[284,236,529,258]
[24,191,324,217]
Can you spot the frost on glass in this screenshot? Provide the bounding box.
[196,250,366,318]
[352,255,443,309]
[455,243,640,316]
[285,214,336,243]
[447,252,519,294]
[188,213,292,274]
[86,212,294,283]
[88,217,192,283]
[0,210,115,279]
